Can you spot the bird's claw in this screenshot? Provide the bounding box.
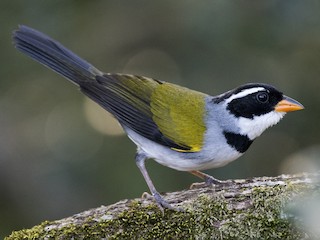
[153,192,184,212]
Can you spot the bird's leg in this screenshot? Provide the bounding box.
[189,170,229,186]
[135,152,179,212]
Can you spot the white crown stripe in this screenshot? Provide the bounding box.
[226,87,265,103]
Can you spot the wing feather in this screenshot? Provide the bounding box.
[80,74,207,152]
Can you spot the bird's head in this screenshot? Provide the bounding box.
[217,83,304,140]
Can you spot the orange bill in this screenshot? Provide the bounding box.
[275,96,304,112]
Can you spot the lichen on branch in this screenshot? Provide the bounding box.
[5,173,319,240]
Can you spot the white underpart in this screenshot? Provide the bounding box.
[237,111,286,140]
[125,125,242,171]
[226,87,265,104]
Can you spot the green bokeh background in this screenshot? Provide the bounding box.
[1,1,318,238]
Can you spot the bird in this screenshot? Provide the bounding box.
[13,25,304,211]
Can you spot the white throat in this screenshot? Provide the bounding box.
[237,111,286,140]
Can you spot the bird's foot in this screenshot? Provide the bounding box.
[190,177,234,189]
[153,192,184,212]
[142,191,183,212]
[189,171,234,189]
[203,175,232,186]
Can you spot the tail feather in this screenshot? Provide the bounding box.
[13,25,100,84]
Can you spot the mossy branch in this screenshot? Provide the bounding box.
[6,173,320,239]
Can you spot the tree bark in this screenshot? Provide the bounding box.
[5,172,319,239]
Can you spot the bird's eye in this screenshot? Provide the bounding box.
[256,92,269,103]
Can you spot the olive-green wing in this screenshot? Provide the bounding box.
[150,82,207,152]
[80,74,207,152]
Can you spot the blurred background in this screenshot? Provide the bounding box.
[1,0,319,237]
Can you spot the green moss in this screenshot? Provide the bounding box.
[5,221,51,240]
[5,182,310,239]
[106,202,194,239]
[190,184,303,239]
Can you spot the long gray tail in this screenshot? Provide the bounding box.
[13,25,101,85]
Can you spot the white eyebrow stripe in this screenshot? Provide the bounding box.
[226,87,265,103]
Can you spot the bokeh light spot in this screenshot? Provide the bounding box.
[122,48,181,84]
[83,98,124,136]
[45,101,104,160]
[280,145,320,174]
